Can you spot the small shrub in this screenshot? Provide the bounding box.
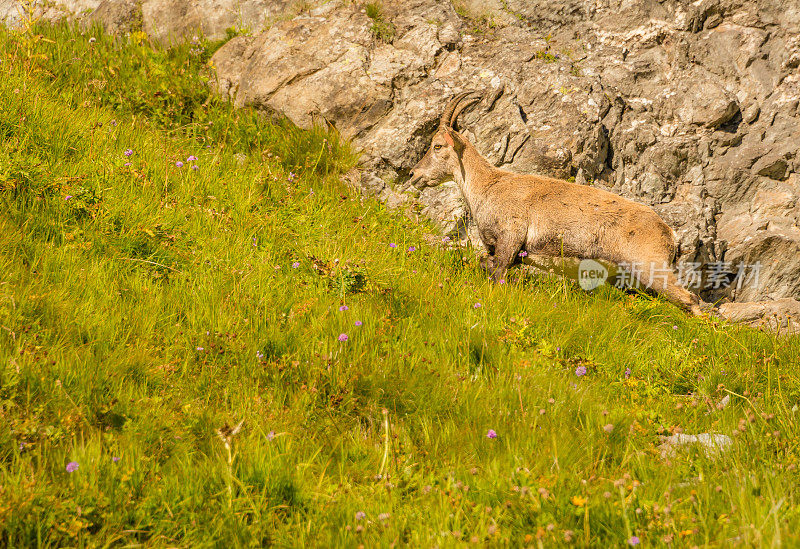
[533,49,560,63]
[364,2,395,42]
[451,1,496,35]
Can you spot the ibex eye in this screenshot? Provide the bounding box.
[433,144,443,151]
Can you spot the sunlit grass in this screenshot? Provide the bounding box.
[1,22,799,547]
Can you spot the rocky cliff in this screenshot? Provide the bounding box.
[4,0,800,310]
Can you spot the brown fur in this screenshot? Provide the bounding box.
[408,94,703,315]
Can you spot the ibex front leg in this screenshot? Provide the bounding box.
[481,231,525,282]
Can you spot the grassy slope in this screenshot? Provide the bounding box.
[1,23,799,548]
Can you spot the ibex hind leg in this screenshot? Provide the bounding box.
[637,261,703,316]
[662,278,703,316]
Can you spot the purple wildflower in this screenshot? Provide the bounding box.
[66,461,79,473]
[473,303,482,309]
[389,243,397,248]
[355,511,366,521]
[19,442,26,450]
[486,429,498,439]
[65,195,73,200]
[287,172,296,182]
[625,367,631,379]
[338,333,348,342]
[196,346,204,351]
[407,246,416,252]
[123,149,133,157]
[628,536,640,546]
[123,162,131,167]
[339,305,349,312]
[112,456,121,463]
[519,251,528,257]
[292,261,300,268]
[175,161,184,168]
[672,325,678,330]
[256,350,264,360]
[575,365,587,377]
[267,430,276,441]
[187,155,198,162]
[192,165,199,171]
[354,320,363,327]
[442,236,451,243]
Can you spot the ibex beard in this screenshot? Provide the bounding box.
[408,91,704,316]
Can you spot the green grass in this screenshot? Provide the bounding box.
[364,2,395,43]
[451,1,497,36]
[2,22,800,548]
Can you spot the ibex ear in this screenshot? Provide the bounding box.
[445,129,466,157]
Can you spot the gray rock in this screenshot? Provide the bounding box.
[718,298,800,335]
[1,0,289,39]
[142,0,293,44]
[659,433,733,459]
[1,0,101,27]
[87,0,140,34]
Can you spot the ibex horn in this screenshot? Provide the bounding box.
[439,91,481,130]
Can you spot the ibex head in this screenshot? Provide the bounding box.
[407,92,481,189]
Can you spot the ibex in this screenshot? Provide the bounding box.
[407,92,703,315]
